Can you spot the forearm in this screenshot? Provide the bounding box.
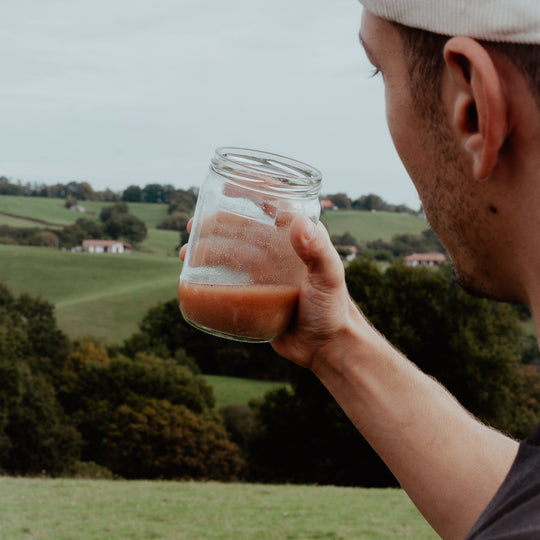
[313,304,519,540]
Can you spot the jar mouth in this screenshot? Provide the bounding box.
[211,147,322,197]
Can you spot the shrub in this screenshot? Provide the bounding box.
[157,211,190,231]
[104,398,245,480]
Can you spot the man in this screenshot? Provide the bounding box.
[270,2,540,539]
[180,2,540,537]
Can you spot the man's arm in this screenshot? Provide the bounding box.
[271,216,519,540]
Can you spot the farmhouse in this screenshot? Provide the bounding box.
[321,199,338,210]
[403,252,446,267]
[82,239,132,254]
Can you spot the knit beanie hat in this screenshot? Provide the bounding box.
[358,1,540,43]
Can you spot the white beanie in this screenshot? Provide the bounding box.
[358,0,540,44]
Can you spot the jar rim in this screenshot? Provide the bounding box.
[211,147,322,196]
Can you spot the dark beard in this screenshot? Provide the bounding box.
[453,264,518,304]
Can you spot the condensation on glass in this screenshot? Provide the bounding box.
[178,147,322,342]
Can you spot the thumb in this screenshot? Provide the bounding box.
[289,215,345,290]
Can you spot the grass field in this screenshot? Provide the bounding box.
[0,477,438,539]
[204,375,290,408]
[0,196,169,228]
[0,244,181,343]
[321,210,427,243]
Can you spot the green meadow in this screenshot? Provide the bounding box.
[0,477,437,539]
[0,244,181,342]
[321,209,427,242]
[204,375,291,408]
[0,196,428,344]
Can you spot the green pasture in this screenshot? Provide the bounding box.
[322,210,427,243]
[204,375,290,408]
[0,196,429,244]
[0,244,181,343]
[0,196,431,343]
[0,196,83,226]
[0,195,169,229]
[0,478,437,539]
[139,227,180,256]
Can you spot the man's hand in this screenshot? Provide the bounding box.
[270,215,369,371]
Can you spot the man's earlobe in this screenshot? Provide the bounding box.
[443,37,508,180]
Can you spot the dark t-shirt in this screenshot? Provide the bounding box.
[465,422,540,539]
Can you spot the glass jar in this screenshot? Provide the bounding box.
[178,147,322,342]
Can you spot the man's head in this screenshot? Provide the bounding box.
[357,3,540,305]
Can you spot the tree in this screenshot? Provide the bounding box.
[168,188,198,214]
[324,192,351,210]
[247,259,528,487]
[98,201,147,244]
[352,193,385,211]
[141,183,174,204]
[3,365,80,475]
[104,398,245,480]
[330,231,358,248]
[104,212,147,243]
[122,185,142,202]
[0,285,80,475]
[122,299,292,381]
[346,260,524,431]
[99,201,129,223]
[157,211,190,231]
[365,228,447,259]
[59,218,105,249]
[57,342,219,469]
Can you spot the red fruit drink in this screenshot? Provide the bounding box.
[178,281,299,341]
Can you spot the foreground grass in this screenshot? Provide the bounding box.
[0,478,438,539]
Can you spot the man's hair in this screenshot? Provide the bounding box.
[394,22,540,111]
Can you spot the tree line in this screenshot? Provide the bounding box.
[331,228,448,262]
[0,202,148,248]
[323,192,419,215]
[0,177,198,206]
[1,257,539,485]
[0,177,415,215]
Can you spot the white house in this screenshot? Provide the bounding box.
[82,239,132,254]
[403,252,446,267]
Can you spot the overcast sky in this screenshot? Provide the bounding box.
[1,0,421,208]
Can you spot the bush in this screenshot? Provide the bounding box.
[122,299,293,381]
[104,398,245,480]
[63,460,114,480]
[157,211,190,231]
[220,404,256,449]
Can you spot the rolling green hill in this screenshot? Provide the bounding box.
[0,195,428,244]
[0,195,429,343]
[0,244,181,342]
[321,209,427,242]
[0,196,170,228]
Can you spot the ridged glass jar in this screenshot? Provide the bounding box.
[178,147,322,342]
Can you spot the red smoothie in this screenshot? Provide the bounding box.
[178,281,299,341]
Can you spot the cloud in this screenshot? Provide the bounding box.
[0,0,420,208]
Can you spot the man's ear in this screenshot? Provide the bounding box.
[443,37,508,180]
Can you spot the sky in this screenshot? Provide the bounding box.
[1,0,421,209]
